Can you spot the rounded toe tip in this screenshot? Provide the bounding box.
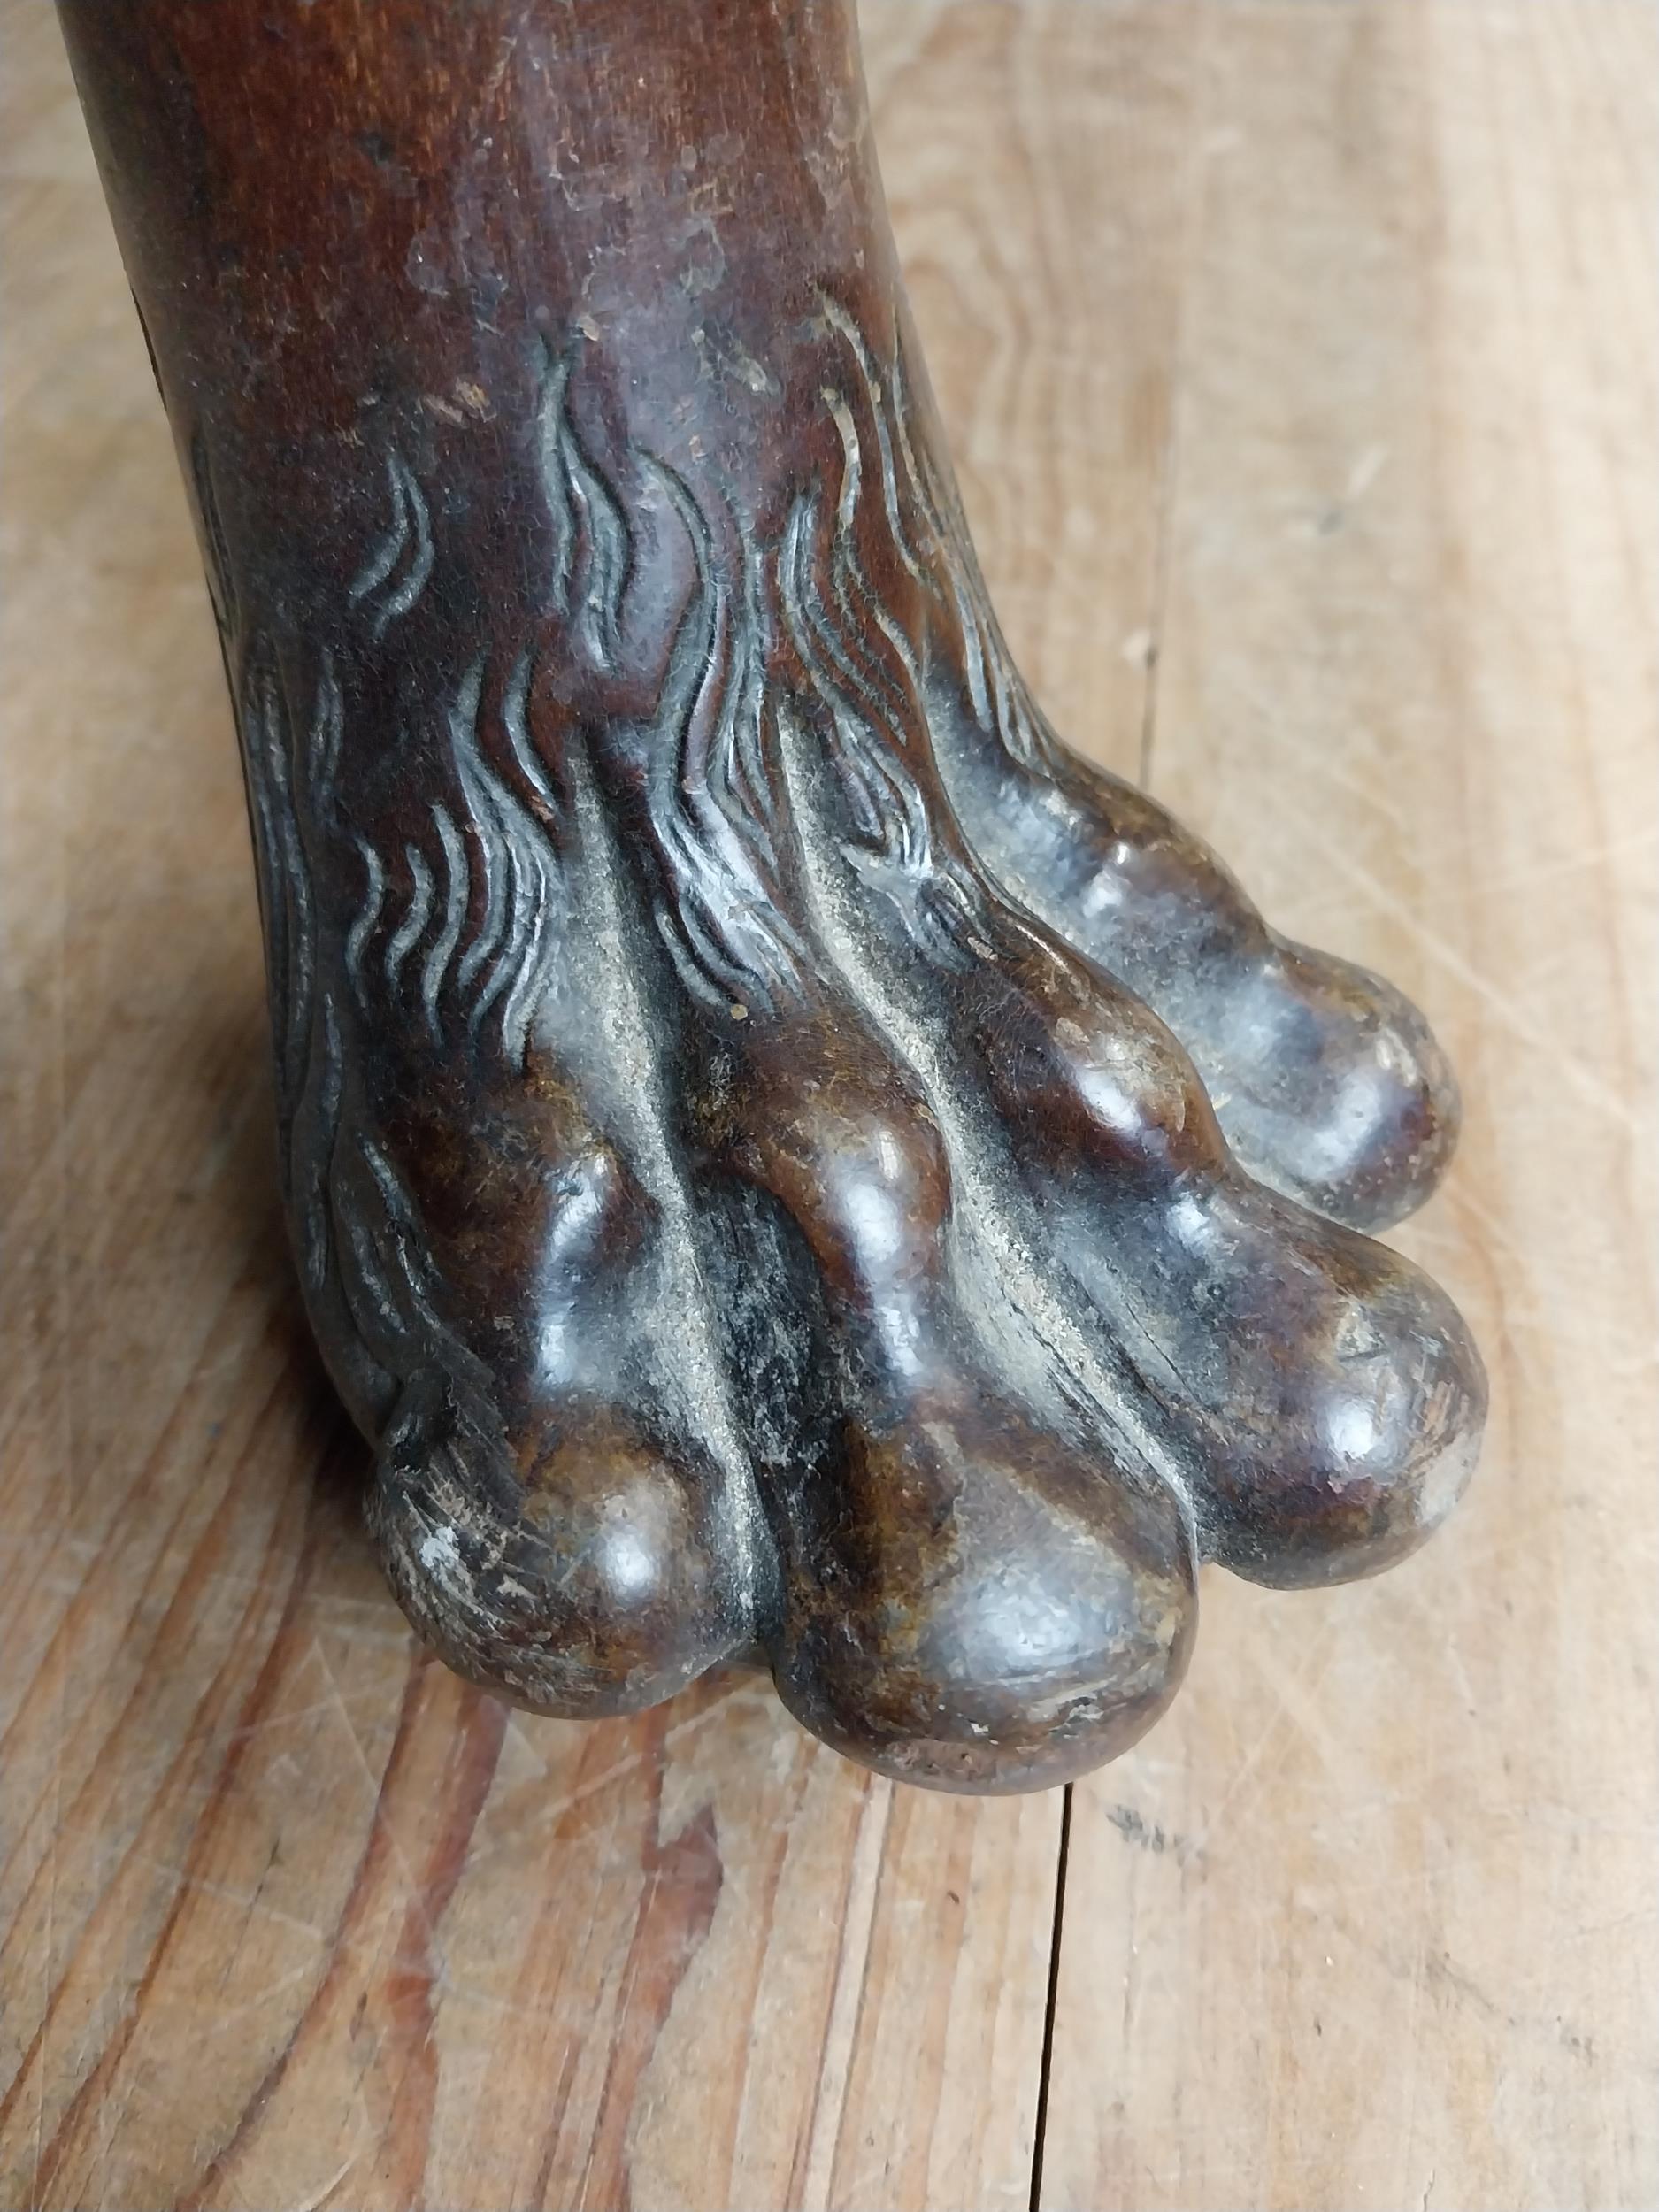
[773,1425,1199,1793]
[1219,942,1462,1233]
[1209,1256,1487,1590]
[371,1397,753,1716]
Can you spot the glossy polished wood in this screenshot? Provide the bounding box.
[55,0,1482,1793]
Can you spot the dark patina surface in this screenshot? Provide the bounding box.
[58,0,1484,1792]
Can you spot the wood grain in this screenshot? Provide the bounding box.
[1034,6,1659,2208]
[2,1,1654,2208]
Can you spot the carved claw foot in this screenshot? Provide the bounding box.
[926,639,1460,1233]
[891,413,1460,1233]
[64,0,1485,1793]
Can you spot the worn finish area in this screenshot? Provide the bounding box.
[3,0,1655,2204]
[47,0,1485,1794]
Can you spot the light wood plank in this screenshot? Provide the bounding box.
[1040,7,1659,2208]
[865,0,1197,780]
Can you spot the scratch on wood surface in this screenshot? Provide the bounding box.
[453,1678,775,1883]
[142,1861,329,1945]
[1227,686,1416,842]
[1416,826,1658,908]
[311,1640,428,1910]
[1130,0,1212,795]
[1194,1612,1346,1850]
[284,2148,361,2212]
[1394,1661,1434,2194]
[1271,795,1643,1137]
[796,1775,894,2210]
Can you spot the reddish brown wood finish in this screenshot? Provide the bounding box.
[56,0,1483,1791]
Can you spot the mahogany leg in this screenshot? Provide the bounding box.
[58,0,1484,1792]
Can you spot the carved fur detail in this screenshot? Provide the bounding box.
[211,297,1051,1400]
[179,280,1480,1779]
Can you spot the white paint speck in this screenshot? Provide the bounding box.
[419,1524,467,1594]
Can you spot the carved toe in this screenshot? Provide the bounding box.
[920,517,1460,1233]
[768,1396,1196,1793]
[950,906,1486,1589]
[1210,939,1461,1233]
[370,1393,758,1717]
[1176,1194,1487,1588]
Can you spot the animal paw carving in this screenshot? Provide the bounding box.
[874,334,1461,1234]
[927,613,1461,1235]
[208,300,1483,1794]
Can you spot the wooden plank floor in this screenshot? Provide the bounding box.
[2,2,1654,2206]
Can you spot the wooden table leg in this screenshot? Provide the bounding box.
[57,0,1484,1791]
